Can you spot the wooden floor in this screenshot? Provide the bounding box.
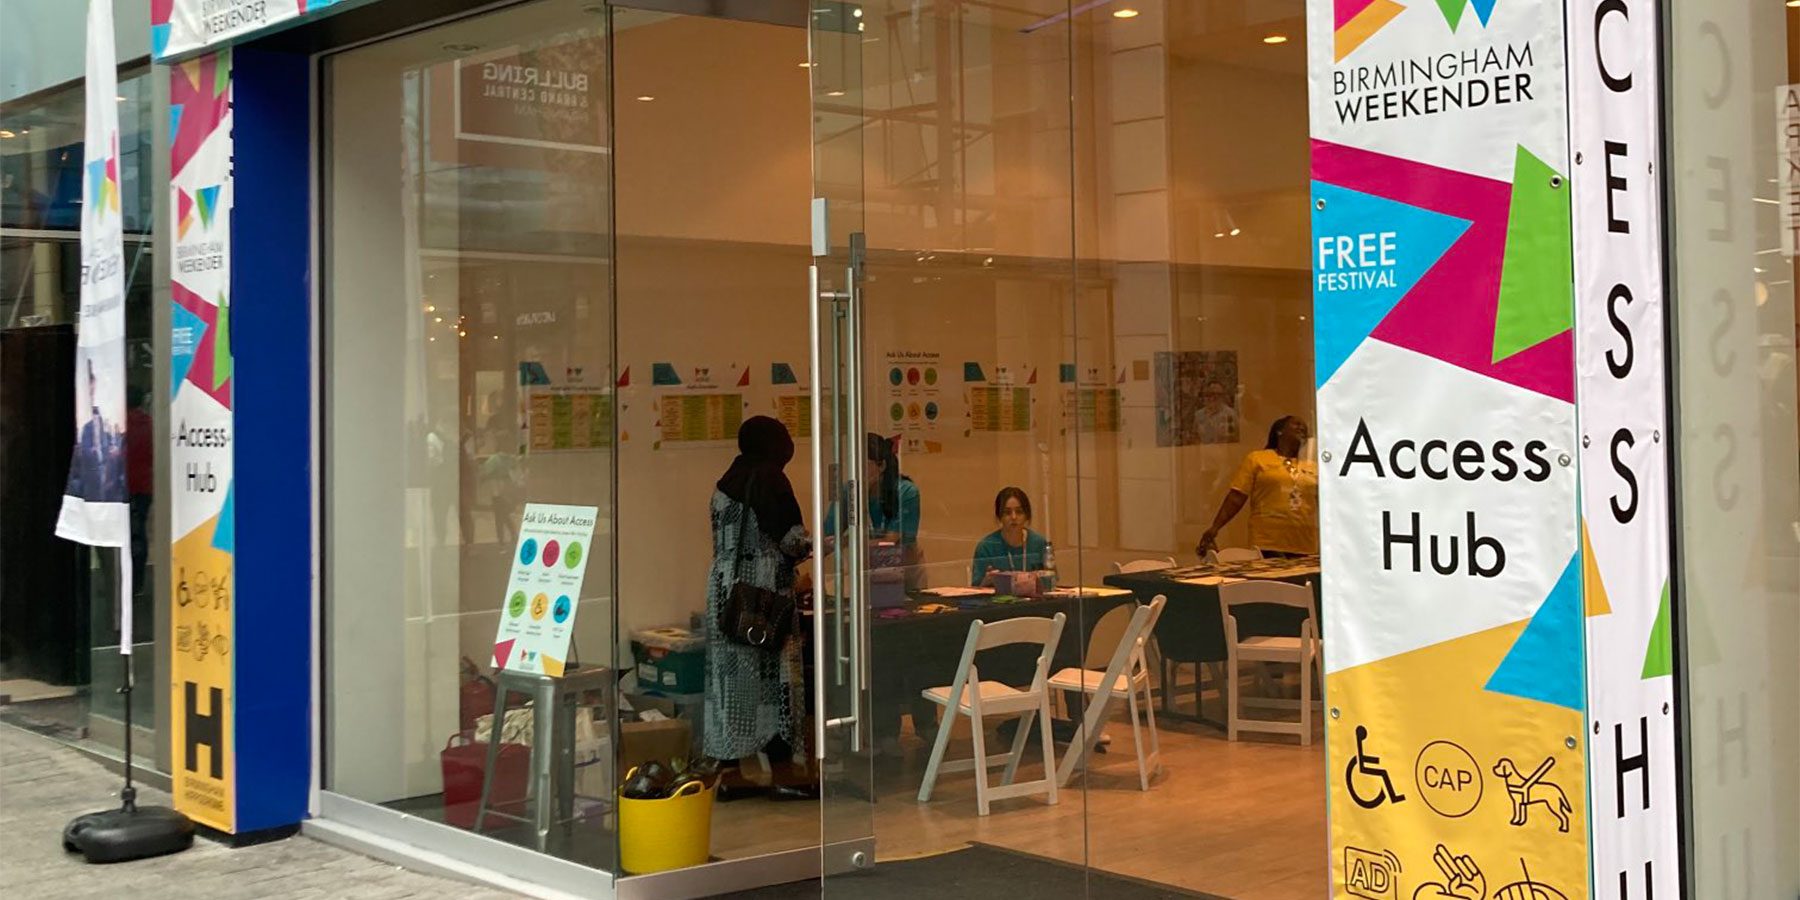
[709,696,1328,899]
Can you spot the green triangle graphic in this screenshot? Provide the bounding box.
[1641,580,1674,679]
[212,297,233,390]
[214,52,232,98]
[1492,145,1574,363]
[1436,0,1467,30]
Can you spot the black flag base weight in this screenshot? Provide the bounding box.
[63,792,195,863]
[63,651,195,864]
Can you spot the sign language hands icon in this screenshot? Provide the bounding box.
[1413,844,1485,900]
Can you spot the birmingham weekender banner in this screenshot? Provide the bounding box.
[1310,1,1589,897]
[169,50,237,833]
[57,0,130,556]
[151,0,347,60]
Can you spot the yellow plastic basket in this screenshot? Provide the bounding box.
[618,770,714,874]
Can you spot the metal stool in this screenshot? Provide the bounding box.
[475,666,612,851]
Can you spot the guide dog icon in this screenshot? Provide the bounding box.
[1493,756,1571,832]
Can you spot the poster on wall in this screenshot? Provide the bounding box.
[1154,351,1238,447]
[651,361,747,448]
[1568,1,1680,894]
[492,504,599,677]
[168,49,236,833]
[1309,0,1588,896]
[769,361,811,438]
[525,386,613,452]
[1060,363,1122,434]
[152,0,347,60]
[963,362,1032,434]
[884,350,946,453]
[56,0,130,555]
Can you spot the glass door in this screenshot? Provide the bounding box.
[808,0,877,878]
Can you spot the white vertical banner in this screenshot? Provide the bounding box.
[1567,1,1680,896]
[57,0,132,640]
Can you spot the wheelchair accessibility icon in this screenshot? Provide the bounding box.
[1346,725,1407,809]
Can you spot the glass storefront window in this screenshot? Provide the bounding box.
[0,70,158,755]
[323,0,618,872]
[1668,4,1800,895]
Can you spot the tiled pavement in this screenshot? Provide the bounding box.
[0,724,524,899]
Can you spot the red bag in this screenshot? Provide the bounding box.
[440,731,528,831]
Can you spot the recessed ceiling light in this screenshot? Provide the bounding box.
[1229,227,1242,236]
[826,90,845,97]
[1113,8,1140,18]
[1213,231,1225,238]
[0,130,14,139]
[115,94,126,101]
[636,95,655,101]
[798,61,814,68]
[1263,34,1289,44]
[1789,1,1799,8]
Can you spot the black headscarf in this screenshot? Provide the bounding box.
[717,416,804,544]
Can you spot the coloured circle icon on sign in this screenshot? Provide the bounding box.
[542,539,561,567]
[508,591,527,618]
[531,593,550,620]
[889,367,903,385]
[519,538,538,565]
[553,595,572,623]
[564,541,583,569]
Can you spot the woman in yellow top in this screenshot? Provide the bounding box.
[1195,416,1319,558]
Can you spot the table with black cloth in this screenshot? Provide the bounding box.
[1101,560,1322,729]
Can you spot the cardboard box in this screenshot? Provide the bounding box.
[620,718,694,770]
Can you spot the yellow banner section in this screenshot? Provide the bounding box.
[171,518,234,832]
[1330,621,1587,900]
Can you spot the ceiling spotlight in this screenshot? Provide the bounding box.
[826,90,846,97]
[115,94,127,101]
[636,95,655,101]
[1113,8,1140,18]
[0,130,14,139]
[798,61,814,68]
[1263,34,1289,44]
[1789,0,1799,8]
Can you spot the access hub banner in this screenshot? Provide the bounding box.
[169,49,237,833]
[1567,1,1680,895]
[1310,1,1589,897]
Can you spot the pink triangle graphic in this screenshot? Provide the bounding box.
[1336,0,1379,29]
[493,639,516,669]
[1313,140,1574,403]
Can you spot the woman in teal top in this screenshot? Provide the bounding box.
[971,486,1050,586]
[824,433,921,546]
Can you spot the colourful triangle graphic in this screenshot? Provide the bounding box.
[1312,180,1471,387]
[211,481,235,553]
[196,185,221,228]
[617,366,631,387]
[212,298,233,391]
[1484,553,1584,711]
[493,639,516,669]
[540,654,566,677]
[1436,0,1467,30]
[737,367,751,388]
[1335,0,1405,62]
[170,302,207,399]
[1492,146,1574,363]
[1469,0,1498,25]
[652,362,681,386]
[1581,520,1613,616]
[1641,580,1674,679]
[151,23,172,59]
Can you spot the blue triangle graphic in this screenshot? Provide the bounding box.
[1483,553,1584,711]
[211,480,235,554]
[151,24,171,60]
[1469,0,1498,26]
[196,185,222,227]
[170,302,208,399]
[168,104,184,143]
[1311,181,1470,387]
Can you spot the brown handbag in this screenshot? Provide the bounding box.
[719,505,796,650]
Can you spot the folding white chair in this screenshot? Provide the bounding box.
[1208,546,1263,564]
[1112,557,1176,574]
[1219,580,1318,744]
[917,613,1067,815]
[1053,595,1167,789]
